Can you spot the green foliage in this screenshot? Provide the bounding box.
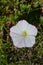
[40,16,43,24]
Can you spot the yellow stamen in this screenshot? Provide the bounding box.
[22,31,27,38]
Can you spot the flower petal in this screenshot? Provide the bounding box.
[10,26,21,35]
[25,36,35,47]
[16,20,29,32]
[15,39,25,48]
[10,32,25,48]
[26,24,38,36]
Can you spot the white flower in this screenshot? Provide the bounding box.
[10,20,38,48]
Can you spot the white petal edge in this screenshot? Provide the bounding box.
[10,32,25,48]
[16,20,29,32]
[25,36,35,47]
[10,25,21,35]
[26,23,38,36]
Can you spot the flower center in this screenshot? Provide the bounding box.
[22,31,27,38]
